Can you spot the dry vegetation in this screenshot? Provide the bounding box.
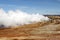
[0,15,60,40]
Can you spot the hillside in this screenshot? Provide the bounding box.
[0,16,60,40]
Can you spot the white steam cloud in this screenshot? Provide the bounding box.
[0,8,49,28]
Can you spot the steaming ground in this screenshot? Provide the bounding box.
[0,8,49,28]
[0,13,60,40]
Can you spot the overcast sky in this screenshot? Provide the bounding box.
[0,0,60,15]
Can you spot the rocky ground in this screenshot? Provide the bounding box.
[0,15,60,40]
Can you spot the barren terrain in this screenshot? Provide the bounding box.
[0,15,60,40]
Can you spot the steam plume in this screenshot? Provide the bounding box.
[0,8,49,28]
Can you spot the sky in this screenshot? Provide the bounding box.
[0,0,60,15]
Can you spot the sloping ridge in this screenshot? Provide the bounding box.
[0,18,60,40]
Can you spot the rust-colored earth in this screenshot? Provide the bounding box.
[0,15,60,40]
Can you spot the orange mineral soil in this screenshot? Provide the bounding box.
[0,16,60,40]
